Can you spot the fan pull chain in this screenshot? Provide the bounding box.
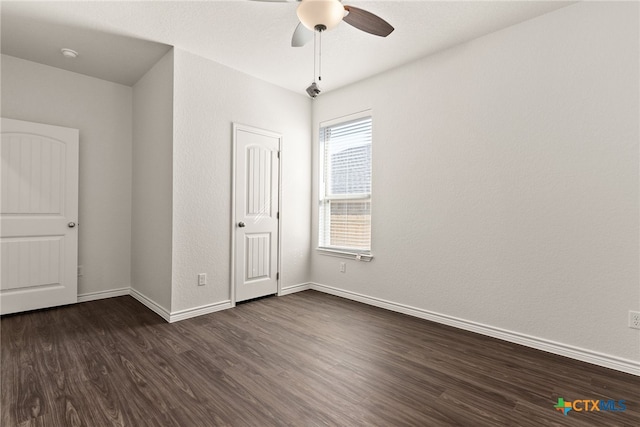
[313,27,323,83]
[318,28,322,82]
[306,25,325,98]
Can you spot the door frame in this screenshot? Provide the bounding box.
[230,123,282,306]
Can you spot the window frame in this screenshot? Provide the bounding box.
[317,110,373,261]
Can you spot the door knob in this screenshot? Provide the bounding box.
[238,221,246,228]
[68,222,76,228]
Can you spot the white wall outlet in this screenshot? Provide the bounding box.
[629,311,640,329]
[77,265,83,277]
[339,262,346,273]
[198,273,206,286]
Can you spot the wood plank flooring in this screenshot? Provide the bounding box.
[1,290,638,426]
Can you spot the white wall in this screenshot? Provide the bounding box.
[1,54,133,297]
[132,49,174,311]
[4,1,636,372]
[171,49,311,312]
[311,2,639,363]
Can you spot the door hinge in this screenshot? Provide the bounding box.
[277,151,280,159]
[276,272,279,281]
[277,212,279,220]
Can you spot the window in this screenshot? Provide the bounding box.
[319,114,372,256]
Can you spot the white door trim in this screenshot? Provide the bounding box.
[230,123,282,305]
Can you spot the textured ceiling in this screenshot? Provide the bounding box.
[1,13,171,86]
[1,1,575,94]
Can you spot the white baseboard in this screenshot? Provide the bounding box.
[279,283,311,296]
[169,300,233,323]
[129,288,171,322]
[77,287,130,303]
[309,282,640,376]
[76,286,234,323]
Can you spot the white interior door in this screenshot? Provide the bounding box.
[233,124,280,303]
[1,118,79,315]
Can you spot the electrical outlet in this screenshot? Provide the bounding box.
[630,311,640,329]
[339,262,346,273]
[198,273,206,286]
[77,265,83,277]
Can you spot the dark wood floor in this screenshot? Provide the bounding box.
[1,290,638,426]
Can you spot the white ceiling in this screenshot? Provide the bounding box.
[1,12,172,86]
[1,1,575,94]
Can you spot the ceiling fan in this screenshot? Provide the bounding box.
[254,0,394,47]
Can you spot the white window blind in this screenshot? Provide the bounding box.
[319,115,372,253]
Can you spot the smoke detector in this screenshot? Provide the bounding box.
[60,48,79,59]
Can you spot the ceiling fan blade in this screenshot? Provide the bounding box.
[291,22,313,47]
[343,6,394,37]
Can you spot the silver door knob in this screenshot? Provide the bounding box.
[238,221,246,228]
[68,222,76,228]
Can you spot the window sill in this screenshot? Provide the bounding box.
[316,248,373,262]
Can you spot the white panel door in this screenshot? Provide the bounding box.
[233,124,280,303]
[1,118,79,314]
